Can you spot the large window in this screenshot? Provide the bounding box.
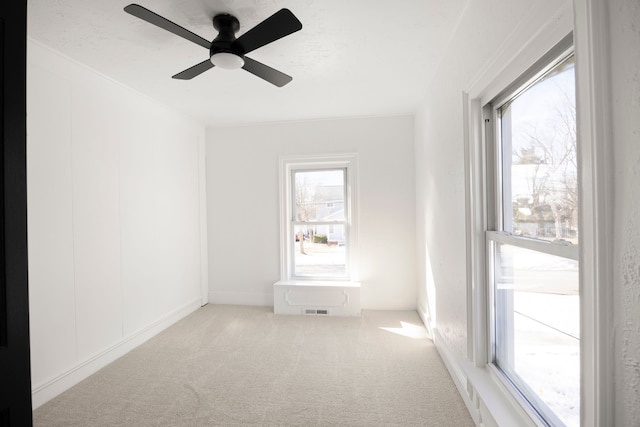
[485,46,579,426]
[280,154,358,281]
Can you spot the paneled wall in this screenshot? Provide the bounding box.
[27,40,208,408]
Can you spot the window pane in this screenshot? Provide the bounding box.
[494,242,579,426]
[499,55,577,244]
[293,225,346,277]
[294,170,345,222]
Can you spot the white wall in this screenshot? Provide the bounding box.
[27,40,208,408]
[206,116,416,310]
[416,0,640,425]
[414,0,573,424]
[416,0,573,364]
[610,0,640,424]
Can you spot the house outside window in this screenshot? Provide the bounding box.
[484,45,579,426]
[279,154,358,281]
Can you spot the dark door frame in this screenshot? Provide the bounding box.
[0,1,33,425]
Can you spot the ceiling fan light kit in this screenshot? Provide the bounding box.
[210,53,244,70]
[124,4,302,86]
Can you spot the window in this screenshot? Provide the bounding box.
[485,46,579,426]
[279,154,358,281]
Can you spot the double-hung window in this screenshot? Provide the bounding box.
[279,154,358,281]
[485,41,579,426]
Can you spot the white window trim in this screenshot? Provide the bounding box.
[488,38,579,427]
[278,153,359,282]
[461,2,614,424]
[487,231,578,261]
[573,0,615,424]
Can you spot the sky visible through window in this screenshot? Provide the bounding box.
[504,57,577,244]
[495,55,579,427]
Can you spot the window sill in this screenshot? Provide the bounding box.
[274,279,361,288]
[458,358,540,427]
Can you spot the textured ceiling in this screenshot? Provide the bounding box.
[27,0,468,127]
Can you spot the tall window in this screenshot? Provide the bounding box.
[293,169,347,277]
[485,47,578,426]
[280,154,358,281]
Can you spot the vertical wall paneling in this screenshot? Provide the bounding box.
[71,85,123,361]
[119,103,157,336]
[26,65,77,384]
[152,125,200,315]
[27,40,207,407]
[198,136,208,305]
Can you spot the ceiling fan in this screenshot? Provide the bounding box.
[124,4,302,87]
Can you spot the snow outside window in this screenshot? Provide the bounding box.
[486,50,579,426]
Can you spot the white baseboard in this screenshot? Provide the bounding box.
[209,291,273,306]
[31,297,202,409]
[430,328,482,426]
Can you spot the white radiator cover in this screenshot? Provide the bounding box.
[273,280,361,316]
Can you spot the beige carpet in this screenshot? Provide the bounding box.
[34,305,474,426]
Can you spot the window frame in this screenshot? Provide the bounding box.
[484,37,580,426]
[291,167,348,278]
[463,5,615,423]
[279,154,359,282]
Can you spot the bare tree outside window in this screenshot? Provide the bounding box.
[294,173,315,255]
[292,169,347,277]
[492,52,579,427]
[502,57,577,243]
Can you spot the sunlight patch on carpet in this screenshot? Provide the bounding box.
[380,321,429,339]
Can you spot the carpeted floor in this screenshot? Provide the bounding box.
[33,305,474,426]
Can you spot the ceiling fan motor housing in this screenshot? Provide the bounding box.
[210,14,243,57]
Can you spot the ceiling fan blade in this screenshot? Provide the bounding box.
[242,56,292,87]
[124,4,211,49]
[172,59,214,80]
[233,9,302,54]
